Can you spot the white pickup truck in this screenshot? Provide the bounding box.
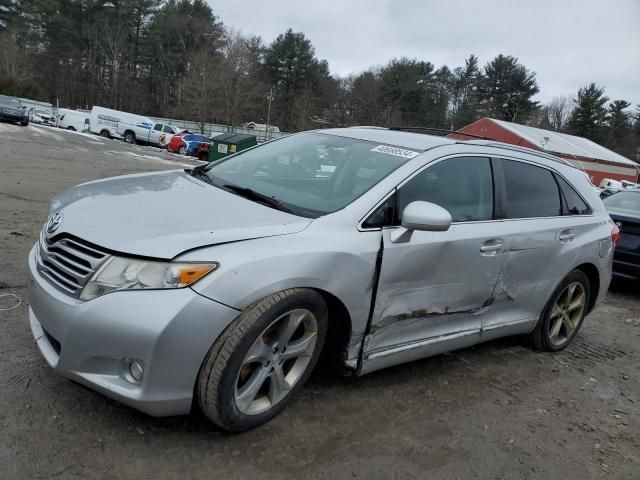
[89,106,182,147]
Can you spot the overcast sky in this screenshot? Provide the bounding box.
[211,0,640,107]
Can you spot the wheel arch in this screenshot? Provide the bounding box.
[313,288,354,374]
[574,262,600,314]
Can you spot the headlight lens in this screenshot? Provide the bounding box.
[80,256,218,300]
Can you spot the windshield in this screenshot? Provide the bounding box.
[203,132,418,217]
[0,96,22,109]
[603,191,640,216]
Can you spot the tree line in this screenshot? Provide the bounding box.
[1,0,638,159]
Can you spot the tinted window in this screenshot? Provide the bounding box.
[153,124,162,131]
[502,160,561,218]
[397,157,493,222]
[163,125,174,133]
[555,174,591,215]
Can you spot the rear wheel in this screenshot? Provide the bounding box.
[527,270,590,351]
[100,130,110,138]
[124,131,136,144]
[197,288,328,431]
[67,126,76,131]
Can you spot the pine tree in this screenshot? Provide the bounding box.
[567,83,609,143]
[264,29,330,131]
[480,54,539,123]
[451,54,483,128]
[605,99,632,148]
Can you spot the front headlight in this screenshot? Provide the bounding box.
[80,256,218,300]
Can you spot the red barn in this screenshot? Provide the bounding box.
[455,118,639,185]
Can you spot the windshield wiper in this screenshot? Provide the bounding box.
[222,184,292,213]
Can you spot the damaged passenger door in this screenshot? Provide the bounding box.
[361,156,506,373]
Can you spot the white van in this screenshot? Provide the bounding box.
[89,106,178,147]
[89,106,154,144]
[57,109,90,132]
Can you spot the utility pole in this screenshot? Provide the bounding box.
[265,86,274,141]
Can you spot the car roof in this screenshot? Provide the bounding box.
[316,127,456,152]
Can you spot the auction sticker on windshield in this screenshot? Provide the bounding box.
[370,145,420,159]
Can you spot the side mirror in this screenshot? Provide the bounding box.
[401,201,452,232]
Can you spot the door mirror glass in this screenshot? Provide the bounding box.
[401,201,452,231]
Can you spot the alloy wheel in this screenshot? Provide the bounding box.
[548,282,586,346]
[234,309,318,415]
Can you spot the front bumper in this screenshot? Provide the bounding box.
[27,244,239,416]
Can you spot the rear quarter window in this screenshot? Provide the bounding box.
[555,174,592,215]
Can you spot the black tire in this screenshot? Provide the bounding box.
[100,130,110,138]
[19,120,28,127]
[527,269,591,352]
[67,126,76,131]
[178,145,187,156]
[197,288,328,432]
[124,131,135,144]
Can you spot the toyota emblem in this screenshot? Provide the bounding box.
[47,212,64,234]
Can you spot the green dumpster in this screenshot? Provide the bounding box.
[209,133,258,161]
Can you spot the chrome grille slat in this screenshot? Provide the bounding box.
[36,229,111,298]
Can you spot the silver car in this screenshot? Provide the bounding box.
[28,127,616,431]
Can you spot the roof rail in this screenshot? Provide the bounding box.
[481,142,573,167]
[388,126,496,141]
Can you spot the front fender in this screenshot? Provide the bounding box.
[178,229,381,340]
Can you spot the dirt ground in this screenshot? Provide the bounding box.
[0,124,638,479]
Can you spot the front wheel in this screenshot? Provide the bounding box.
[178,145,188,156]
[197,288,328,431]
[527,270,590,351]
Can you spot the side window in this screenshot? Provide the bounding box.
[555,174,592,215]
[163,125,174,133]
[396,156,493,222]
[501,160,562,218]
[362,195,395,229]
[153,124,162,131]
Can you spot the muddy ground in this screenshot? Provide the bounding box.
[0,124,638,479]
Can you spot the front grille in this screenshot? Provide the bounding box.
[36,229,110,298]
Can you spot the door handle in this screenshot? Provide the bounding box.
[559,230,576,242]
[480,239,504,255]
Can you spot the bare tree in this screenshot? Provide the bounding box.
[545,96,572,131]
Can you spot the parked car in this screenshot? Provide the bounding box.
[30,108,56,126]
[156,124,184,149]
[0,95,29,126]
[603,190,640,279]
[57,108,90,132]
[28,127,615,431]
[167,132,210,156]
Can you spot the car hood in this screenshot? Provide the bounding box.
[49,170,312,259]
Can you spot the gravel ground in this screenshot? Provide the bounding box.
[1,124,639,479]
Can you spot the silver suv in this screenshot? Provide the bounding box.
[28,127,616,431]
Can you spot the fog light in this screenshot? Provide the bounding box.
[126,359,144,384]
